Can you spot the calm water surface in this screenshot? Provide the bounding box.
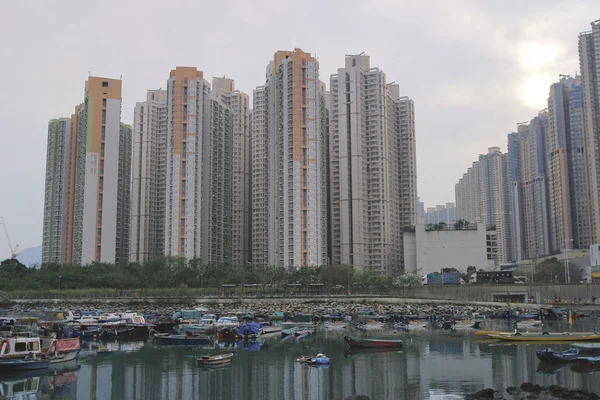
[2,320,600,399]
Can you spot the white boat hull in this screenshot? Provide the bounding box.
[48,350,79,364]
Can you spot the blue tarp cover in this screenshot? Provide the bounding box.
[237,322,262,336]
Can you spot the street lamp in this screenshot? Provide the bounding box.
[58,276,62,291]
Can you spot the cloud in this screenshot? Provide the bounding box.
[0,0,599,259]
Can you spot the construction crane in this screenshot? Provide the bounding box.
[0,216,20,260]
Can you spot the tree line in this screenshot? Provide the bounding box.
[0,257,395,291]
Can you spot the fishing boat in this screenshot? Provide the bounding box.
[154,333,213,346]
[281,327,297,337]
[0,336,43,360]
[571,343,600,352]
[197,353,234,366]
[488,333,600,342]
[535,348,580,363]
[0,358,50,372]
[40,338,80,364]
[343,335,403,348]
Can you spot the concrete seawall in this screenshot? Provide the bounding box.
[4,284,600,308]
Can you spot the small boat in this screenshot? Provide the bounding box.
[324,321,347,330]
[281,327,297,337]
[535,348,580,363]
[261,325,282,334]
[0,358,50,372]
[571,343,600,352]
[197,353,233,366]
[41,338,80,364]
[296,353,329,365]
[489,333,600,342]
[294,328,313,336]
[343,335,403,348]
[154,334,213,346]
[216,316,240,331]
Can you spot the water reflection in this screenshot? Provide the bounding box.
[1,320,600,399]
[0,360,79,399]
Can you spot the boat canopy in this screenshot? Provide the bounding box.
[172,310,202,320]
[237,322,262,336]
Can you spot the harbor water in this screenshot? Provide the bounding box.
[1,320,600,399]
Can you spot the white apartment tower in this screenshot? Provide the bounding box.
[579,20,600,244]
[252,49,328,268]
[329,54,417,274]
[211,77,251,265]
[43,77,131,265]
[130,89,167,263]
[455,147,513,264]
[509,113,551,260]
[42,118,72,264]
[164,67,232,263]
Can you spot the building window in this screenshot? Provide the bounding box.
[102,81,109,87]
[102,110,106,124]
[102,98,107,108]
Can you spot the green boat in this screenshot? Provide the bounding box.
[281,327,297,336]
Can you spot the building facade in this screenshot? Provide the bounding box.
[547,75,591,252]
[328,54,417,274]
[252,49,328,268]
[42,76,130,265]
[42,118,73,264]
[130,90,167,263]
[164,67,232,264]
[211,77,251,265]
[455,147,513,264]
[579,20,600,245]
[403,223,491,276]
[509,113,551,261]
[424,203,456,225]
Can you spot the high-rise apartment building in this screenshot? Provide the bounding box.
[42,118,72,264]
[547,75,591,251]
[455,147,513,264]
[130,90,168,263]
[329,54,417,274]
[211,77,251,265]
[164,67,232,263]
[252,49,328,268]
[43,76,130,265]
[579,20,600,244]
[509,113,551,260]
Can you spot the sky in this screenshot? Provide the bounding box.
[1,0,599,259]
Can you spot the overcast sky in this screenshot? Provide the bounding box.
[1,0,599,259]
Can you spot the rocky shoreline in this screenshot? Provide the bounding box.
[3,298,536,319]
[467,383,599,399]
